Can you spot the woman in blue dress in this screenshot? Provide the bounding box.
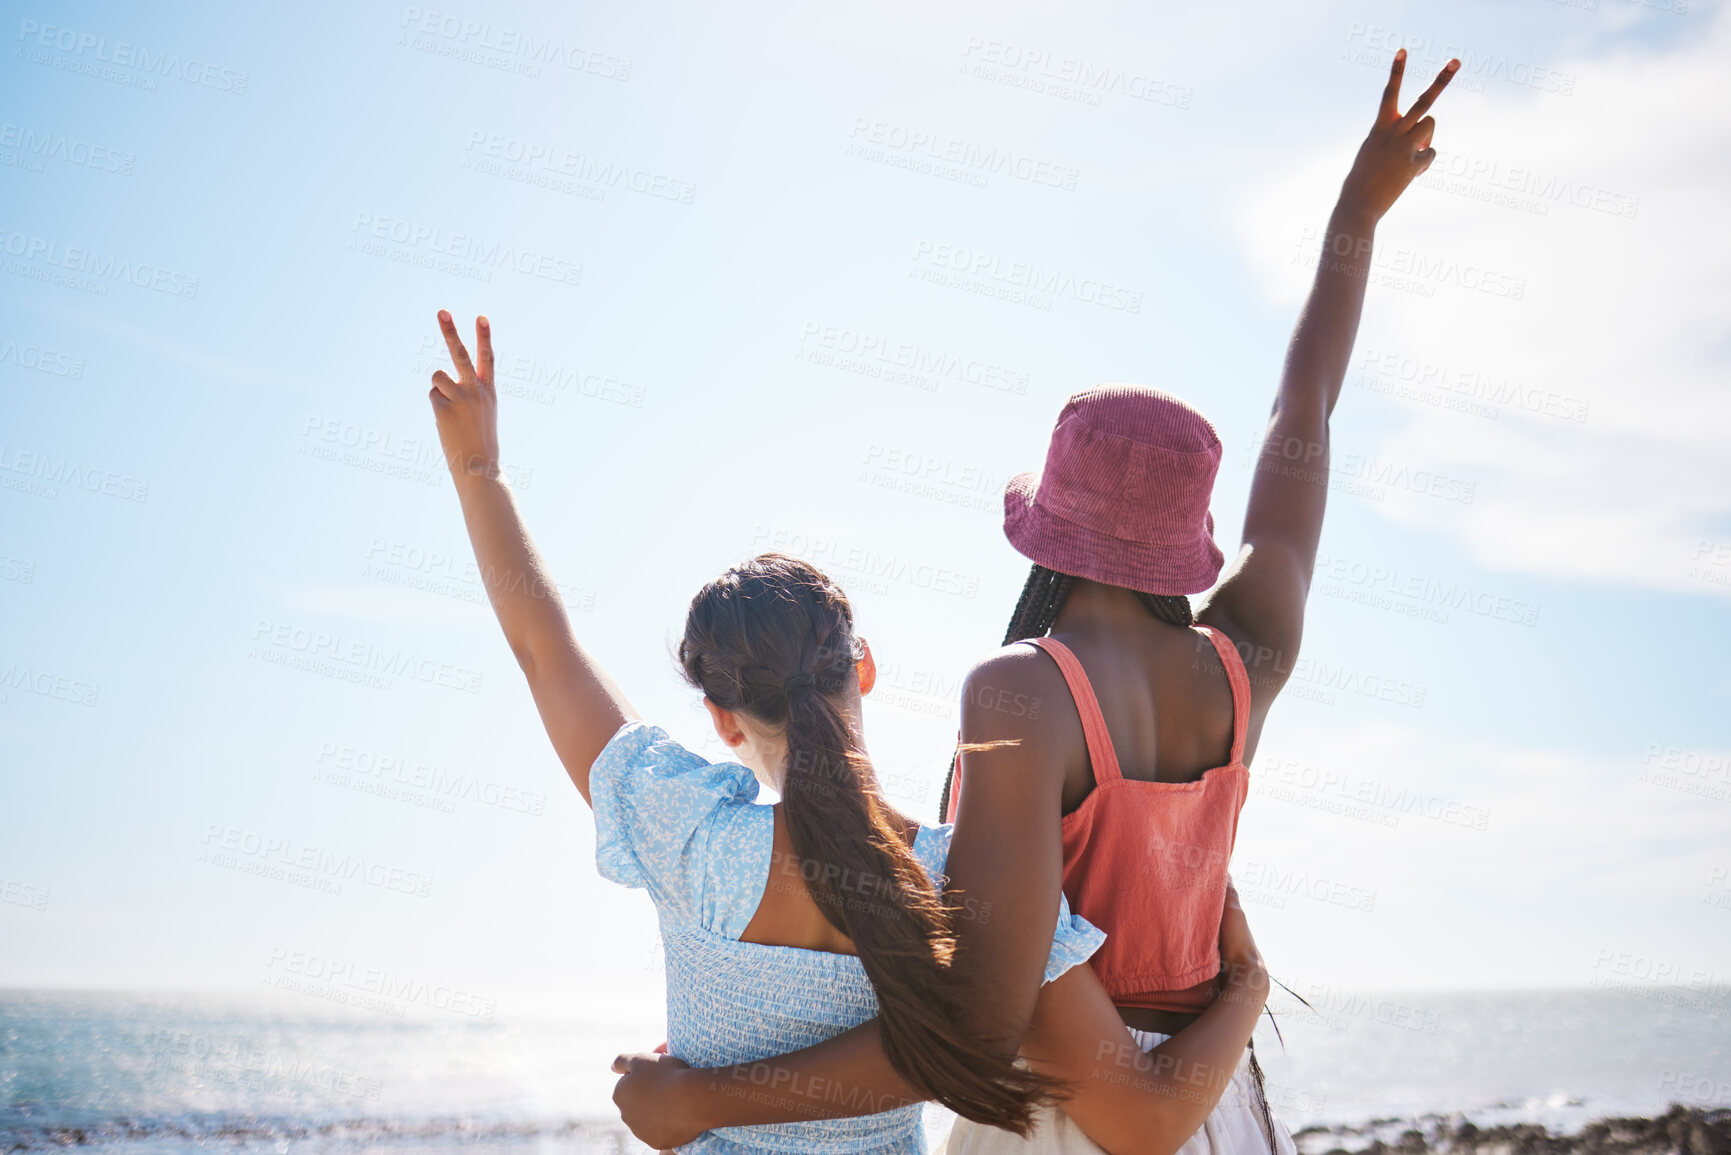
[424,312,1273,1153]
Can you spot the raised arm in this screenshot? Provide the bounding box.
[608,55,1454,1149]
[428,311,635,804]
[1200,50,1459,709]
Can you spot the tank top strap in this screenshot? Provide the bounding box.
[1023,637,1122,784]
[1192,626,1250,764]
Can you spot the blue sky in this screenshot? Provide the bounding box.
[2,0,1727,1013]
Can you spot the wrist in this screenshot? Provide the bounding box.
[676,1066,724,1131]
[1218,960,1269,1012]
[451,453,502,478]
[1221,954,1268,988]
[1328,198,1380,240]
[448,453,505,487]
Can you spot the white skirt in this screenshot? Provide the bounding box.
[934,1031,1296,1155]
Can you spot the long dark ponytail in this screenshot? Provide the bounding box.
[678,553,1055,1133]
[936,564,1193,823]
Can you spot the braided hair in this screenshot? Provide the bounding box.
[936,564,1193,822]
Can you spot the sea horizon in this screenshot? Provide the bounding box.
[3,985,1726,1154]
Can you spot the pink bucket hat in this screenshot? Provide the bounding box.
[1004,384,1225,595]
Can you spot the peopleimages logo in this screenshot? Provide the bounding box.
[398,8,631,80]
[911,240,1143,313]
[0,662,100,707]
[749,526,981,599]
[1294,227,1526,301]
[265,947,498,1020]
[0,337,86,378]
[958,37,1193,109]
[0,444,149,502]
[0,228,199,298]
[16,19,249,93]
[800,324,1029,395]
[0,122,134,175]
[349,212,581,286]
[201,825,435,898]
[1,878,50,911]
[846,117,1081,190]
[249,618,485,695]
[463,131,694,203]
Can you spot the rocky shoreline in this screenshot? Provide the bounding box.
[1296,1105,1731,1155]
[5,1105,1727,1155]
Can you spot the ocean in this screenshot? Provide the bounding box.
[2,988,1726,1155]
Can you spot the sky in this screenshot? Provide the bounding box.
[1,0,1727,1017]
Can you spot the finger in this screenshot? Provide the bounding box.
[1410,115,1437,151]
[475,315,494,383]
[1414,147,1437,176]
[430,370,460,401]
[611,1054,632,1075]
[1400,60,1458,127]
[1378,48,1407,121]
[437,309,476,382]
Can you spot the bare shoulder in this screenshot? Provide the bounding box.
[962,643,1067,723]
[959,643,1078,772]
[952,644,1076,833]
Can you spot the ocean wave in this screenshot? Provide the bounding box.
[0,1112,631,1154]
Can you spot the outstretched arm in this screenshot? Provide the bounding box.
[428,310,635,804]
[1201,49,1459,719]
[608,53,1448,1150]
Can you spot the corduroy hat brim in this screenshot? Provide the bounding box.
[1003,469,1225,596]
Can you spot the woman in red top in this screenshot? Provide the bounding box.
[613,49,1459,1155]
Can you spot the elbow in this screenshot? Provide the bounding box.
[990,1024,1035,1066]
[961,996,1037,1061]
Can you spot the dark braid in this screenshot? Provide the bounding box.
[1136,589,1196,630]
[937,565,1194,821]
[1000,565,1075,645]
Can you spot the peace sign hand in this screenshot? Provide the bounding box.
[428,310,501,481]
[1339,49,1460,222]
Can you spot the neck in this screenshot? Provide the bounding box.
[1052,577,1165,633]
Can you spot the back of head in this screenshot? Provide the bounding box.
[679,553,1055,1132]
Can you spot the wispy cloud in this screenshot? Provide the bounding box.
[1236,7,1731,595]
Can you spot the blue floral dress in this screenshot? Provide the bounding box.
[591,722,1106,1155]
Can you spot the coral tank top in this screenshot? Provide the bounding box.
[950,626,1251,1014]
